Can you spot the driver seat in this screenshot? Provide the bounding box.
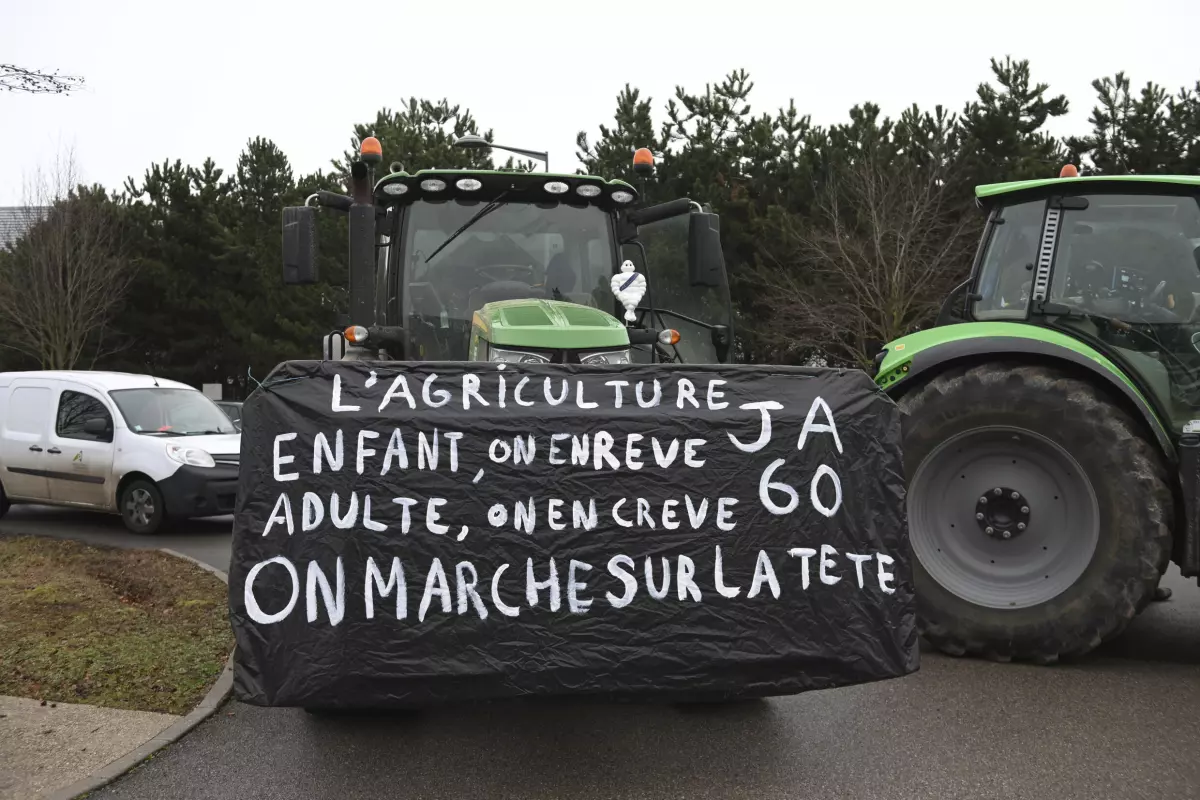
[1126,229,1200,321]
[543,252,599,307]
[543,253,578,299]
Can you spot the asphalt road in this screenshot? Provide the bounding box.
[4,505,1199,799]
[0,504,235,576]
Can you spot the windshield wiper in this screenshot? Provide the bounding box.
[184,430,229,436]
[424,190,510,264]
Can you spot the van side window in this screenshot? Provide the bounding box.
[56,391,112,442]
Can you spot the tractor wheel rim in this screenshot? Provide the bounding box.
[126,489,154,528]
[908,425,1100,610]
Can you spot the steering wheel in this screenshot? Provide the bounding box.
[1073,258,1186,323]
[475,264,537,283]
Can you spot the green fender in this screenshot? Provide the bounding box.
[875,322,1175,459]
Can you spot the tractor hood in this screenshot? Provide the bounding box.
[473,298,630,350]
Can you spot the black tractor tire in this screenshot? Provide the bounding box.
[119,478,169,535]
[899,362,1173,663]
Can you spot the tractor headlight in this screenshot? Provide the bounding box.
[580,349,632,366]
[489,347,551,364]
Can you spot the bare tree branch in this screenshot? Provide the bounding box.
[748,151,979,368]
[0,64,84,94]
[0,148,134,370]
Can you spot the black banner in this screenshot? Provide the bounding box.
[229,361,917,707]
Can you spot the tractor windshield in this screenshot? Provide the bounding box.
[1047,192,1200,429]
[402,199,618,360]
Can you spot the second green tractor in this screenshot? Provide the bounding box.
[877,169,1200,663]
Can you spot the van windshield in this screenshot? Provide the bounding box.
[110,388,237,436]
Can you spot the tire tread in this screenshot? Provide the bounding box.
[901,362,1172,663]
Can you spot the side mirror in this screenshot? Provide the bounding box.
[283,206,318,285]
[83,418,108,436]
[688,211,725,288]
[710,324,732,363]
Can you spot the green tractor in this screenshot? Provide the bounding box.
[876,167,1200,663]
[282,137,734,369]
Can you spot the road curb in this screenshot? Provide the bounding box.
[42,549,235,800]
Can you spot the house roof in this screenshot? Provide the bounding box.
[0,206,48,250]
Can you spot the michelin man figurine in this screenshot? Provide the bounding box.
[610,260,647,323]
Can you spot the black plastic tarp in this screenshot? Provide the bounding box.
[229,361,917,707]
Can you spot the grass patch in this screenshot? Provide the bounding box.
[0,535,233,715]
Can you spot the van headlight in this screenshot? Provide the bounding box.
[580,349,632,365]
[166,444,216,468]
[489,347,551,364]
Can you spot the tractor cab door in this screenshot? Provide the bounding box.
[970,199,1046,321]
[622,212,734,364]
[1043,191,1200,432]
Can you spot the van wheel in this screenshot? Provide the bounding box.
[0,483,9,519]
[120,479,167,535]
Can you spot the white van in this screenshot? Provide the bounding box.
[0,371,241,534]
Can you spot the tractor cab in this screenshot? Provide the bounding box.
[381,172,627,363]
[946,172,1200,433]
[282,138,735,367]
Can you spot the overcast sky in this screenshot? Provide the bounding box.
[2,0,1198,205]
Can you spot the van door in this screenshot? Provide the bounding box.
[47,386,117,508]
[0,382,53,501]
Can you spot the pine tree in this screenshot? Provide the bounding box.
[575,85,663,189]
[1069,73,1198,175]
[334,99,531,175]
[106,159,239,384]
[958,57,1070,183]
